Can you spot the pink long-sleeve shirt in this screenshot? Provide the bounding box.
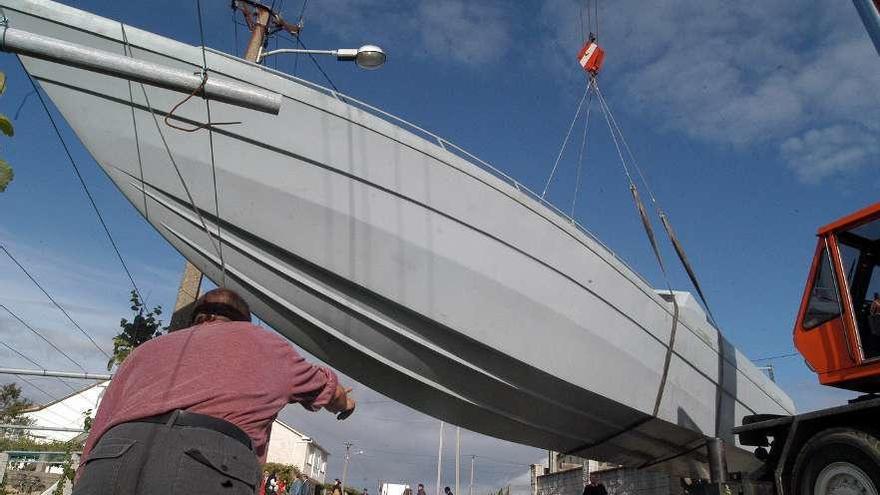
[81,321,338,467]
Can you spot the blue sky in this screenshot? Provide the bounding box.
[1,0,879,492]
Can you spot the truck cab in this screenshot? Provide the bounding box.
[795,202,880,391]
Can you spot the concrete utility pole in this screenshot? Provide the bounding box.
[455,427,460,495]
[342,441,353,490]
[468,456,475,495]
[435,421,444,495]
[169,261,203,331]
[169,1,306,331]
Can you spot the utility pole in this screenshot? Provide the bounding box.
[455,427,461,495]
[342,441,353,491]
[468,456,475,495]
[169,0,303,330]
[436,421,444,495]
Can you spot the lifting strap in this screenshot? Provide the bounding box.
[658,211,718,328]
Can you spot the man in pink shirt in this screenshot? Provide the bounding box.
[73,288,355,494]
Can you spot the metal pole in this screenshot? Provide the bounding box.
[455,427,460,495]
[468,456,475,495]
[853,0,880,56]
[706,438,729,483]
[342,441,353,491]
[436,421,444,495]
[0,368,111,380]
[0,424,84,433]
[0,27,281,115]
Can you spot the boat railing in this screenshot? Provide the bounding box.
[228,51,646,281]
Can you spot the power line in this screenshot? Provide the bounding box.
[19,59,145,308]
[0,335,81,395]
[0,244,111,359]
[753,351,800,362]
[278,32,345,98]
[0,303,88,373]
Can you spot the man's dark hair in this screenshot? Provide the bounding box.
[190,288,251,325]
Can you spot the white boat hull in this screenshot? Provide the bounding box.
[0,0,795,474]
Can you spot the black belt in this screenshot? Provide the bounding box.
[135,410,253,450]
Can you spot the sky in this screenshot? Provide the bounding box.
[0,0,878,493]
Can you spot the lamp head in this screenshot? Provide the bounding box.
[355,45,386,69]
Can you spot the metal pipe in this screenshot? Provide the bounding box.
[0,424,84,433]
[0,26,282,115]
[706,438,729,483]
[0,367,111,380]
[853,0,880,56]
[436,421,444,495]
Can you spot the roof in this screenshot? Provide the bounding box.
[817,202,880,236]
[28,380,109,411]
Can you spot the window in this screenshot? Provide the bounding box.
[837,218,880,358]
[803,248,841,329]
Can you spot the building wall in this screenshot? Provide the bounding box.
[536,467,584,495]
[592,467,677,495]
[265,421,329,483]
[266,421,311,466]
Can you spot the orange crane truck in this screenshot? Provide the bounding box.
[733,202,880,494]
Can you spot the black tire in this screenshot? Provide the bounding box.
[792,428,880,494]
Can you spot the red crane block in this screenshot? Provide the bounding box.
[577,40,605,75]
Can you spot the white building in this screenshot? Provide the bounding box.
[21,381,329,482]
[266,420,330,483]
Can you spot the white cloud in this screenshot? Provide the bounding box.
[781,125,880,182]
[539,0,880,182]
[416,1,510,65]
[306,0,511,67]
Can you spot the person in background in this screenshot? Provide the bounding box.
[331,478,344,495]
[260,471,271,495]
[72,288,356,494]
[870,292,880,335]
[582,474,608,495]
[444,486,453,495]
[277,477,287,495]
[291,473,305,495]
[417,483,427,495]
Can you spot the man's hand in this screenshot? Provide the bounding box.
[327,385,356,418]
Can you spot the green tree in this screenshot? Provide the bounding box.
[0,71,14,192]
[82,408,93,432]
[0,382,34,437]
[107,290,165,370]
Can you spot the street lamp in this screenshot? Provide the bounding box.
[258,44,387,70]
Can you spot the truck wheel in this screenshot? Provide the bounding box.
[792,428,880,495]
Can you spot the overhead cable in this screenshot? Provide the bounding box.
[0,303,89,373]
[0,245,111,359]
[0,335,80,395]
[19,60,145,307]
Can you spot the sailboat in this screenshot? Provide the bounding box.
[0,0,794,475]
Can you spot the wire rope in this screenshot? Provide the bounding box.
[541,83,591,199]
[195,0,228,287]
[18,59,145,308]
[570,90,593,218]
[594,82,718,326]
[0,245,111,359]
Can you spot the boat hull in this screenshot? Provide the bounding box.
[1,0,795,474]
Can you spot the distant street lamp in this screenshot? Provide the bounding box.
[258,45,387,70]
